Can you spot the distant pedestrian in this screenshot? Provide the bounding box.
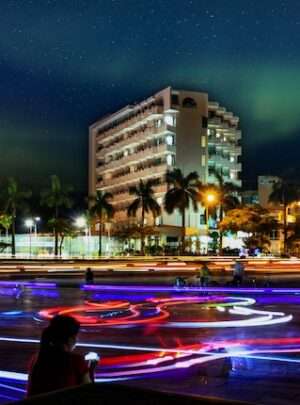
[175,276,186,287]
[232,260,245,286]
[199,263,211,287]
[85,267,94,284]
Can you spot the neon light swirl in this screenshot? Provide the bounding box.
[37,295,291,328]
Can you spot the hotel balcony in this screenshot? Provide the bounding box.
[208,174,242,187]
[96,106,164,142]
[110,182,168,205]
[99,163,168,189]
[96,124,175,158]
[98,143,176,173]
[209,155,241,170]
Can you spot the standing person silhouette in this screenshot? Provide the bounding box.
[233,260,245,286]
[27,315,97,396]
[85,267,94,284]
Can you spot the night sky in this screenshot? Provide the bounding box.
[1,0,300,192]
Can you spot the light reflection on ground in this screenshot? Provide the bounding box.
[0,282,300,403]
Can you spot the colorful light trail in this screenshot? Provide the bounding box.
[0,283,299,402]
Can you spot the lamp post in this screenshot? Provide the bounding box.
[34,217,41,238]
[204,192,217,254]
[106,222,112,256]
[75,216,88,257]
[25,218,34,257]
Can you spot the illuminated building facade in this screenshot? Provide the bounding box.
[89,87,242,245]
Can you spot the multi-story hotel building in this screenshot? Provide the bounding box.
[89,87,241,240]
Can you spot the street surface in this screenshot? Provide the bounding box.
[0,276,300,403]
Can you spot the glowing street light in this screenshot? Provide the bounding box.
[204,191,218,224]
[25,219,34,229]
[34,217,41,237]
[75,216,87,229]
[75,216,90,258]
[202,191,219,254]
[206,193,216,204]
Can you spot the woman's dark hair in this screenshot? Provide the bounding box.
[38,315,80,359]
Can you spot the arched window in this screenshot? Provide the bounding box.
[182,97,197,108]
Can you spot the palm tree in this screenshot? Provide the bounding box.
[47,218,76,256]
[89,190,114,257]
[40,175,73,256]
[127,179,161,255]
[164,169,200,255]
[4,178,31,257]
[209,169,240,253]
[269,180,299,255]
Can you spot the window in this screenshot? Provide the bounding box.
[167,154,175,166]
[208,145,216,155]
[201,136,206,148]
[171,94,179,105]
[166,135,175,145]
[201,155,206,167]
[230,156,235,163]
[200,214,206,225]
[164,114,176,126]
[155,119,162,128]
[202,117,208,128]
[155,216,162,225]
[222,167,229,176]
[182,97,197,108]
[208,166,215,175]
[230,171,236,180]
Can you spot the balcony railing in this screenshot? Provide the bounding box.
[96,124,175,159]
[96,106,164,142]
[111,182,168,204]
[100,164,167,188]
[98,144,175,173]
[209,155,242,171]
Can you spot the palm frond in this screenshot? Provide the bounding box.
[127,198,140,217]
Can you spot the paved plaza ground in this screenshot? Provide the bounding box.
[0,264,300,404]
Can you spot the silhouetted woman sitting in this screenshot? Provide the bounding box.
[27,315,94,396]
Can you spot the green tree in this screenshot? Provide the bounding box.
[269,180,299,255]
[0,213,12,238]
[209,169,240,253]
[0,213,12,253]
[127,179,161,255]
[40,175,73,256]
[164,169,200,255]
[89,190,114,257]
[219,205,279,252]
[3,178,31,256]
[286,219,300,256]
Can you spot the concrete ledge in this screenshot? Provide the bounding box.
[15,382,250,405]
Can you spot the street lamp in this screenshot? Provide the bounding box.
[203,192,218,254]
[205,192,217,225]
[75,216,89,257]
[75,216,87,229]
[25,218,34,257]
[34,217,41,237]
